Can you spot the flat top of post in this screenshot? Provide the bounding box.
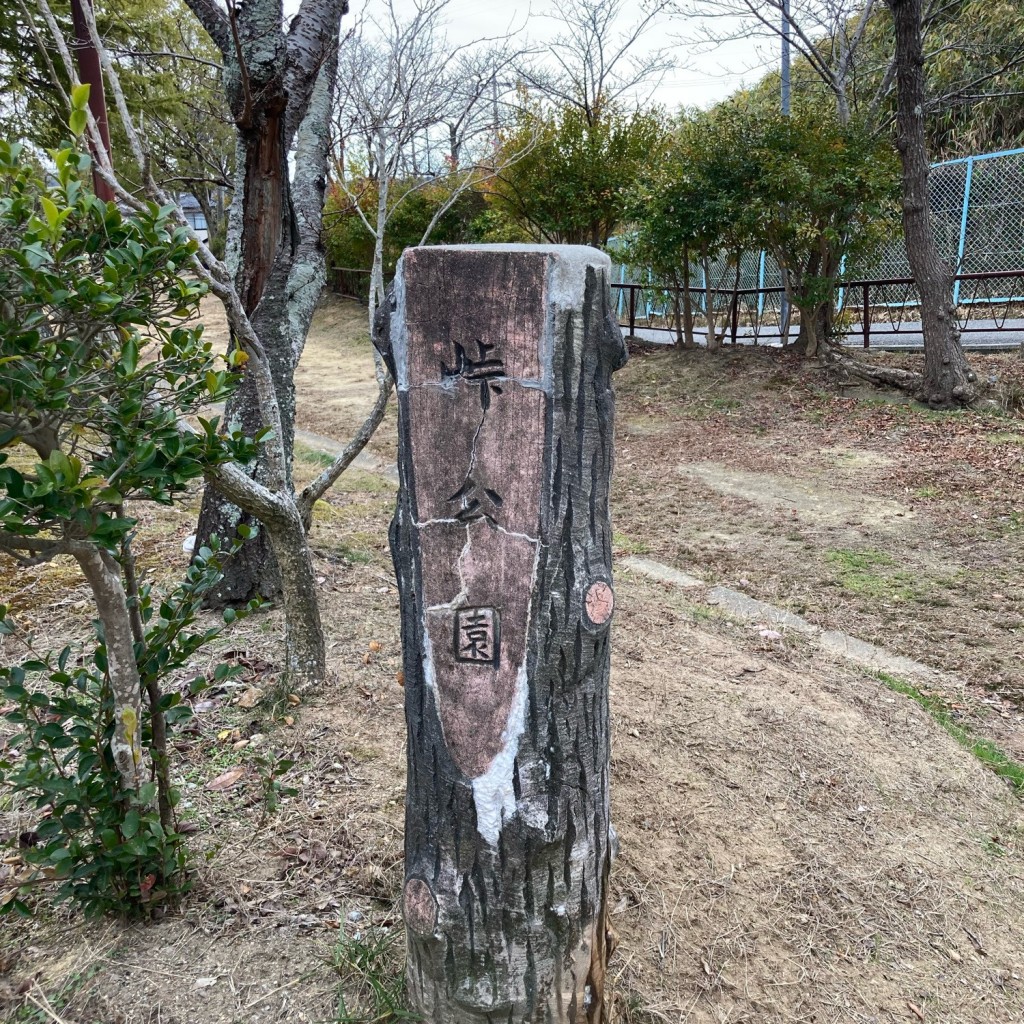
[402,242,610,263]
[397,245,612,313]
[397,242,606,278]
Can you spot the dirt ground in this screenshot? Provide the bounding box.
[2,294,1024,1024]
[612,343,1023,734]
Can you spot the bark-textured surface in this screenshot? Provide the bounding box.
[885,0,975,408]
[70,0,115,203]
[73,545,148,794]
[186,0,348,603]
[376,245,627,1024]
[203,458,326,690]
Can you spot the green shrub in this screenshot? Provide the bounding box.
[0,88,262,917]
[0,538,261,918]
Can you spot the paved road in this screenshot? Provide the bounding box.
[628,318,1024,351]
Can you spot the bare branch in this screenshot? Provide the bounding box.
[106,48,223,69]
[519,0,676,119]
[332,0,528,334]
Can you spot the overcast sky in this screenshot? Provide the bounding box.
[344,0,783,112]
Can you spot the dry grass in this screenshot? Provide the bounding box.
[2,298,1024,1024]
[613,345,1024,728]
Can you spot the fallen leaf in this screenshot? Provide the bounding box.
[195,977,218,988]
[206,766,245,792]
[283,715,295,727]
[396,671,405,687]
[217,729,232,741]
[362,652,373,665]
[369,641,383,653]
[907,1001,925,1022]
[287,693,301,707]
[236,686,264,709]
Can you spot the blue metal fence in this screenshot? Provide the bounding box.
[612,146,1024,321]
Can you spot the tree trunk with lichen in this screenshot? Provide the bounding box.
[886,0,975,408]
[376,244,626,1024]
[203,460,326,691]
[187,0,348,604]
[73,545,149,794]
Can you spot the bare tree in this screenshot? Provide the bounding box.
[33,0,352,689]
[103,7,236,250]
[519,0,676,122]
[884,0,974,406]
[181,0,354,605]
[333,0,530,344]
[676,0,881,123]
[678,0,1024,128]
[676,0,1024,402]
[438,43,522,166]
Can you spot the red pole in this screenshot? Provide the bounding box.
[862,282,870,349]
[70,0,115,203]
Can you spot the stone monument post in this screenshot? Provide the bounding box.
[375,244,627,1024]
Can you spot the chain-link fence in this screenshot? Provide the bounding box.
[612,146,1024,317]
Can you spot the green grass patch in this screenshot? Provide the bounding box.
[318,536,378,565]
[613,531,650,556]
[826,548,921,602]
[690,604,720,623]
[828,548,895,572]
[876,671,1024,792]
[293,448,395,494]
[340,468,396,494]
[9,964,103,1023]
[708,396,741,411]
[854,395,966,422]
[332,928,416,1024]
[294,441,337,468]
[337,546,375,565]
[987,432,1024,445]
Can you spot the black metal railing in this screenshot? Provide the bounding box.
[329,266,372,304]
[612,268,1024,348]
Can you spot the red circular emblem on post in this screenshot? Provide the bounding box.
[585,581,615,626]
[403,877,438,936]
